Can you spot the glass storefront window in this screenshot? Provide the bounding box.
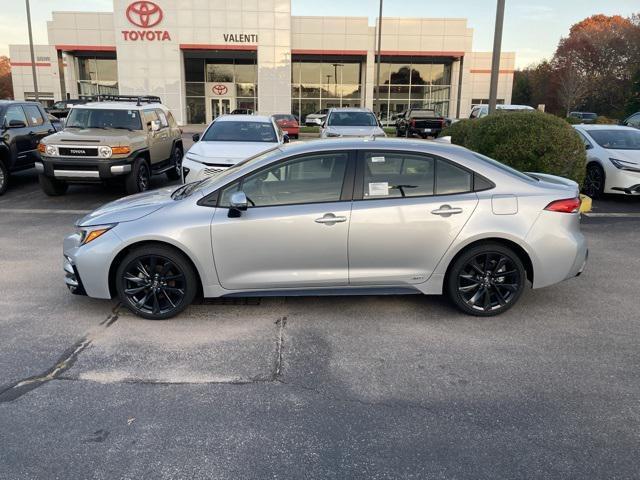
[186,97,206,124]
[206,61,234,82]
[236,83,256,97]
[389,64,411,85]
[186,82,205,96]
[300,62,321,84]
[185,58,204,82]
[234,62,256,83]
[76,57,118,96]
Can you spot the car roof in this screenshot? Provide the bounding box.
[72,102,165,110]
[0,100,42,106]
[574,124,635,131]
[216,114,272,123]
[328,107,373,113]
[276,137,468,156]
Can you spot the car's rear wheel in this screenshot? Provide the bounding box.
[116,245,197,320]
[447,244,526,316]
[125,158,150,195]
[583,163,605,198]
[39,174,68,196]
[0,161,8,196]
[166,146,182,181]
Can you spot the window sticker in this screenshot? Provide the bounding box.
[371,156,385,163]
[368,182,389,196]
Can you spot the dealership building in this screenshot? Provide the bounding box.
[10,0,515,125]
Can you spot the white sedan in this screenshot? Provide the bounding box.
[183,115,288,183]
[574,125,640,197]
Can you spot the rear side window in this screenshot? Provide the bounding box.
[23,105,45,126]
[436,160,472,195]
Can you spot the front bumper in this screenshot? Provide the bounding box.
[63,255,86,295]
[39,153,137,181]
[183,157,230,183]
[605,168,640,195]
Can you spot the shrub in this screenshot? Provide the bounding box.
[594,115,619,124]
[447,111,586,185]
[440,119,474,145]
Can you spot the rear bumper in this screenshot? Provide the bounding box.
[39,154,136,181]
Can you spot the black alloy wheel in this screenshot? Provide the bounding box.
[116,246,197,320]
[448,245,526,316]
[137,162,150,191]
[583,163,604,198]
[0,161,8,195]
[166,147,183,181]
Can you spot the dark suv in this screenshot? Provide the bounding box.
[0,100,56,195]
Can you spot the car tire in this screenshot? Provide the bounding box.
[583,163,605,199]
[39,174,68,196]
[166,145,182,181]
[446,243,526,317]
[116,245,198,320]
[0,161,8,196]
[395,128,402,137]
[125,158,150,195]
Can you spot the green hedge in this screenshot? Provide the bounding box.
[441,111,586,185]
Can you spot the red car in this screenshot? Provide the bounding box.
[273,114,300,139]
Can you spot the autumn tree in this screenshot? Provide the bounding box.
[0,56,13,100]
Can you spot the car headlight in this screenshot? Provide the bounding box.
[98,146,112,158]
[609,158,640,172]
[77,224,117,246]
[45,144,57,156]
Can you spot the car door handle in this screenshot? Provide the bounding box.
[315,213,347,224]
[431,205,463,216]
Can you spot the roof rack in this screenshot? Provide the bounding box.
[80,94,162,106]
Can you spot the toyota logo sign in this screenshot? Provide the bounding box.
[212,84,229,95]
[126,1,163,28]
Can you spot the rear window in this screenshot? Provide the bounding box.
[471,152,538,182]
[409,109,437,117]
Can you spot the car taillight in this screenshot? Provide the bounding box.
[544,197,581,213]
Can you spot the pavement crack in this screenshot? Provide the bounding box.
[0,305,121,403]
[272,316,287,381]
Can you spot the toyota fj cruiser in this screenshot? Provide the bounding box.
[37,95,183,196]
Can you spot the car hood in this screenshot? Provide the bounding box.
[76,187,179,227]
[186,141,279,165]
[44,129,142,145]
[325,126,386,137]
[605,149,640,164]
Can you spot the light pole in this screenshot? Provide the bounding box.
[25,0,39,102]
[375,0,383,116]
[331,63,343,100]
[488,0,505,114]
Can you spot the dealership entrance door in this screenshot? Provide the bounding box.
[211,98,232,119]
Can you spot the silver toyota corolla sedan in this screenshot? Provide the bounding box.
[63,138,588,320]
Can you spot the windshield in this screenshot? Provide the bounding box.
[471,152,538,182]
[328,111,378,127]
[587,129,640,150]
[174,147,283,199]
[202,121,277,142]
[273,114,296,122]
[66,108,142,130]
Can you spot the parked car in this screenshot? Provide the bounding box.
[0,100,57,195]
[230,109,254,115]
[37,95,183,196]
[574,124,640,198]
[182,114,288,183]
[320,108,385,139]
[304,109,329,126]
[568,112,598,124]
[272,114,300,139]
[46,99,87,119]
[63,138,587,320]
[621,112,640,129]
[395,108,446,138]
[469,104,535,119]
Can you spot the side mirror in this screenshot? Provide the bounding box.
[150,120,161,132]
[192,133,200,142]
[8,119,27,128]
[228,191,248,217]
[283,134,290,143]
[585,144,593,150]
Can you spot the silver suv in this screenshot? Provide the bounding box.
[63,138,587,320]
[37,95,183,196]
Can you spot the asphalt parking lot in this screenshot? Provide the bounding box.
[1,134,640,479]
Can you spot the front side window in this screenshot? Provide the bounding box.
[23,105,44,126]
[202,121,277,143]
[156,110,169,128]
[4,105,28,125]
[587,129,640,150]
[220,152,348,207]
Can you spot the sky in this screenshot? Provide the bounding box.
[0,0,637,68]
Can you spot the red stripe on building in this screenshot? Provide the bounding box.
[380,50,465,57]
[470,69,514,74]
[291,49,367,56]
[180,44,257,51]
[10,62,51,67]
[55,45,116,52]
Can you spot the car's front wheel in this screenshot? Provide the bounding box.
[116,245,198,320]
[166,146,182,181]
[125,158,150,195]
[39,174,68,196]
[447,244,526,316]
